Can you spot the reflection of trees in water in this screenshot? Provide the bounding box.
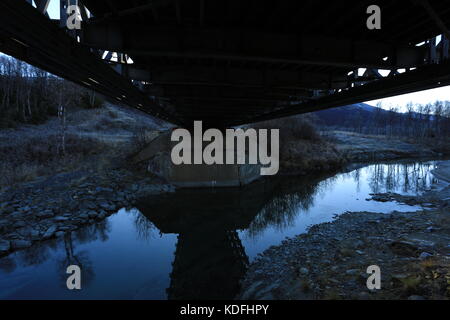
[352,168,362,193]
[366,162,437,194]
[243,161,437,240]
[74,220,111,244]
[0,220,110,282]
[55,221,111,288]
[57,231,95,288]
[131,209,158,241]
[0,256,17,274]
[245,174,339,239]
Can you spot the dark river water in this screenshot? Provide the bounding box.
[0,160,439,300]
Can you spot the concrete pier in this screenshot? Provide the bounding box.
[132,131,262,188]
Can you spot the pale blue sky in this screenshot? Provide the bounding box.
[366,86,450,111]
[21,1,450,110]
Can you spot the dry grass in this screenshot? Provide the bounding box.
[0,103,165,188]
[252,115,322,143]
[0,132,124,188]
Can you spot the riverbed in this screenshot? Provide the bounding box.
[0,160,440,299]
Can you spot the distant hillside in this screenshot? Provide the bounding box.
[313,103,385,128]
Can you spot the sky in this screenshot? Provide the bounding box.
[366,86,450,111]
[14,1,450,111]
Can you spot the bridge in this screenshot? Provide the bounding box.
[1,0,450,127]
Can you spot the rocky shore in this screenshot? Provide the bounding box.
[237,161,450,300]
[278,131,444,176]
[0,168,174,257]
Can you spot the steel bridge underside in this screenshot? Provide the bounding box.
[1,0,450,127]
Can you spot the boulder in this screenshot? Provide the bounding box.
[11,240,32,250]
[0,240,10,254]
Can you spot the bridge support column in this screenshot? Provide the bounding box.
[132,130,262,188]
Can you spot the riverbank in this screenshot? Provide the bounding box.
[279,130,446,175]
[0,104,173,257]
[237,161,450,300]
[0,168,174,256]
[0,120,447,259]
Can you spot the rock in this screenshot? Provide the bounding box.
[58,226,73,231]
[43,226,57,239]
[29,229,40,240]
[37,210,54,218]
[425,226,436,233]
[87,211,98,218]
[357,292,371,300]
[299,267,309,275]
[353,240,364,248]
[346,269,359,276]
[11,240,32,250]
[389,241,419,257]
[239,280,264,300]
[9,212,23,219]
[99,202,115,211]
[84,201,96,210]
[418,252,433,260]
[13,221,26,228]
[78,213,89,219]
[97,212,107,219]
[53,216,70,222]
[0,240,10,253]
[408,295,425,300]
[55,231,65,238]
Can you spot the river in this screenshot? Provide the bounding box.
[0,160,438,299]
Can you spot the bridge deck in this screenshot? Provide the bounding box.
[1,0,449,126]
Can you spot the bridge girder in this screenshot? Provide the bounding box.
[82,24,426,70]
[1,0,450,127]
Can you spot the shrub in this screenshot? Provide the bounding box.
[79,91,105,109]
[132,127,149,150]
[252,114,321,142]
[0,133,111,187]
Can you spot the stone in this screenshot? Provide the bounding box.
[84,201,96,210]
[9,212,23,219]
[418,252,433,260]
[346,269,359,276]
[87,211,98,218]
[37,210,54,218]
[11,240,32,250]
[389,241,419,257]
[99,202,115,211]
[425,226,436,233]
[53,216,70,222]
[29,229,40,240]
[357,292,371,300]
[78,213,89,219]
[239,280,264,300]
[43,226,57,239]
[299,267,309,275]
[13,221,26,228]
[0,240,10,253]
[98,212,107,219]
[408,295,425,300]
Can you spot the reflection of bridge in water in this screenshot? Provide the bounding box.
[137,183,269,299]
[0,161,438,298]
[1,1,450,127]
[135,161,439,299]
[136,173,331,299]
